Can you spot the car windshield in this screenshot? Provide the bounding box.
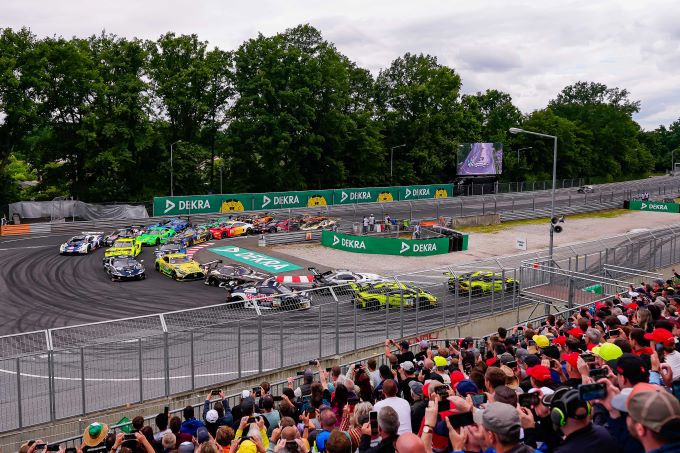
[113,259,134,267]
[162,245,178,251]
[113,240,131,248]
[71,236,85,241]
[169,256,191,264]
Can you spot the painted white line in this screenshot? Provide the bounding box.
[0,367,276,382]
[0,234,52,243]
[0,245,52,251]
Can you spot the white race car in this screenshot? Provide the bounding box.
[308,267,386,286]
[59,232,104,255]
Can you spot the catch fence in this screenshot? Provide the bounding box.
[3,224,680,437]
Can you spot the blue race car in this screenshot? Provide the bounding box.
[59,232,104,255]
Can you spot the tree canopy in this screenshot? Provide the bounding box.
[0,25,674,208]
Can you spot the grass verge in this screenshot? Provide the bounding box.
[455,209,631,234]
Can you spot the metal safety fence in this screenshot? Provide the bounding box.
[2,223,680,438]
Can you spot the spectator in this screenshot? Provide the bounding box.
[645,328,680,378]
[203,391,234,437]
[362,216,368,234]
[215,426,234,452]
[82,422,109,453]
[368,214,375,232]
[132,415,145,432]
[358,406,399,453]
[367,358,381,389]
[385,339,414,364]
[154,412,171,443]
[326,429,353,453]
[180,405,205,437]
[397,361,417,404]
[470,402,534,452]
[372,379,411,435]
[259,395,280,436]
[161,432,176,452]
[414,340,429,362]
[549,388,619,452]
[394,432,426,453]
[484,367,507,396]
[233,416,268,453]
[313,409,338,452]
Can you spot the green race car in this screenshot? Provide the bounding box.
[349,281,437,310]
[137,226,175,246]
[443,271,517,296]
[104,237,142,258]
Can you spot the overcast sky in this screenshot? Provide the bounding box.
[3,0,679,129]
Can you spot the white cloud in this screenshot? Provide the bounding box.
[2,0,679,129]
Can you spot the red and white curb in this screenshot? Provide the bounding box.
[186,242,214,258]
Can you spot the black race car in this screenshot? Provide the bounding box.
[104,226,143,246]
[202,260,269,287]
[103,256,146,281]
[225,281,312,310]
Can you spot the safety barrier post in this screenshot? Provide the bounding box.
[17,357,22,429]
[138,338,144,402]
[335,295,340,356]
[80,348,86,415]
[501,269,506,311]
[280,322,284,369]
[258,315,263,374]
[237,322,242,379]
[415,294,420,335]
[164,332,170,396]
[399,289,404,339]
[190,332,195,391]
[386,285,390,339]
[468,276,472,322]
[318,308,322,360]
[48,350,56,421]
[491,273,496,314]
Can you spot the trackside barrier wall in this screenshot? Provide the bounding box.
[625,199,680,213]
[320,230,467,255]
[2,224,680,443]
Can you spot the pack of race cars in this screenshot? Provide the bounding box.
[57,217,517,312]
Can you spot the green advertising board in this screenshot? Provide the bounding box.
[398,184,455,201]
[628,200,680,213]
[333,187,401,205]
[153,183,455,215]
[210,245,302,273]
[321,230,451,256]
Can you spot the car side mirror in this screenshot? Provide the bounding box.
[140,260,144,263]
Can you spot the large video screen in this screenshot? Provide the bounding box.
[457,142,503,176]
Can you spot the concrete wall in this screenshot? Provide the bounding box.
[449,213,500,227]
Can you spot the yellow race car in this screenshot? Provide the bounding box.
[349,281,437,310]
[155,253,205,281]
[105,237,142,258]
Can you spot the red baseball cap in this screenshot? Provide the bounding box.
[485,357,498,367]
[563,352,579,369]
[553,335,567,346]
[526,365,552,381]
[624,302,638,311]
[644,328,675,346]
[566,327,584,337]
[596,302,606,311]
[450,371,465,384]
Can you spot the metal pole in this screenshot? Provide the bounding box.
[386,290,390,339]
[170,143,174,197]
[16,357,22,429]
[164,333,170,397]
[400,290,404,339]
[335,298,340,356]
[353,297,357,351]
[468,276,472,322]
[415,294,420,335]
[237,322,242,379]
[219,167,223,194]
[257,316,263,374]
[138,338,143,403]
[80,348,86,415]
[501,269,506,310]
[48,350,56,421]
[190,331,195,391]
[280,322,284,369]
[318,308,323,360]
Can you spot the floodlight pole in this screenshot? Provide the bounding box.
[390,144,406,184]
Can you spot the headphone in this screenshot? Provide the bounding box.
[550,389,591,427]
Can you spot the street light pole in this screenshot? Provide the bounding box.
[510,127,558,313]
[219,166,223,194]
[390,144,406,184]
[170,140,181,197]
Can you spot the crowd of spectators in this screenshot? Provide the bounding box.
[20,275,680,453]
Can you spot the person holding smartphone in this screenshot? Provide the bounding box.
[469,402,534,453]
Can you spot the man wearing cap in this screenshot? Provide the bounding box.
[630,329,655,357]
[525,365,555,391]
[645,328,680,379]
[616,383,680,452]
[409,380,427,433]
[385,339,415,365]
[592,342,623,369]
[203,390,234,437]
[471,402,535,453]
[372,379,411,435]
[432,356,451,384]
[397,361,417,404]
[414,340,429,362]
[180,405,205,437]
[550,388,618,453]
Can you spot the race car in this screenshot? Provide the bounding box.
[349,281,438,310]
[59,232,104,255]
[172,227,211,247]
[309,267,385,287]
[225,281,311,310]
[202,260,269,287]
[577,185,594,193]
[209,221,237,239]
[103,226,143,246]
[154,253,205,281]
[443,271,518,296]
[154,242,186,259]
[223,221,255,238]
[271,219,301,232]
[137,226,175,246]
[103,255,146,281]
[104,237,142,258]
[253,219,282,234]
[300,219,337,230]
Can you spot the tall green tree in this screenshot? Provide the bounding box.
[376,53,465,184]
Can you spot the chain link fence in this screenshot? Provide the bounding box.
[2,224,680,435]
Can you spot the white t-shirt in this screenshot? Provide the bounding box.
[373,397,412,435]
[664,350,680,380]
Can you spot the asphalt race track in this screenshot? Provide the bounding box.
[0,175,678,432]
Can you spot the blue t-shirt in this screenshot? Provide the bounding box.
[315,429,332,452]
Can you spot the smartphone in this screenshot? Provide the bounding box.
[211,388,221,395]
[517,326,524,331]
[309,360,317,365]
[519,393,540,408]
[65,448,77,453]
[608,328,620,337]
[124,433,137,440]
[672,381,680,400]
[34,445,47,451]
[247,416,257,424]
[296,371,305,376]
[471,394,487,407]
[164,406,170,414]
[448,411,475,428]
[656,343,664,353]
[589,368,609,379]
[326,367,332,372]
[273,395,283,402]
[578,383,607,401]
[506,361,517,369]
[435,385,450,397]
[347,396,360,405]
[370,411,378,435]
[580,353,595,363]
[445,340,450,348]
[253,387,261,397]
